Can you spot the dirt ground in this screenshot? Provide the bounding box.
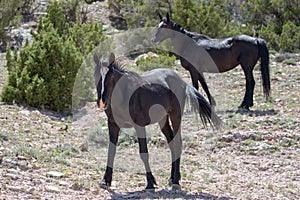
[0,49,299,200]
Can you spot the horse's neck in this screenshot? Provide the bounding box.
[181,28,195,39]
[180,27,210,41]
[110,71,144,100]
[170,31,193,53]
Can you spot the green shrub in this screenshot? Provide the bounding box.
[258,24,280,51]
[1,0,105,113]
[279,21,300,53]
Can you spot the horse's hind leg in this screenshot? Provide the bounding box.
[240,65,255,109]
[100,121,120,188]
[135,126,156,191]
[159,117,175,186]
[168,110,183,190]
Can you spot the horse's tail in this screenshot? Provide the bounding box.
[185,84,222,130]
[257,38,271,100]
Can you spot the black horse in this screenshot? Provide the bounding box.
[94,53,222,191]
[152,13,271,110]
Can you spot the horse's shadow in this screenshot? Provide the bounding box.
[222,108,278,117]
[108,188,232,200]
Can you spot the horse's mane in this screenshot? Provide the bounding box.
[111,58,149,86]
[170,19,211,42]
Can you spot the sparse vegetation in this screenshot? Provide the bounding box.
[0,0,300,199]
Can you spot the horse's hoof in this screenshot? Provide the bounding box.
[171,184,181,191]
[168,178,173,186]
[99,180,110,189]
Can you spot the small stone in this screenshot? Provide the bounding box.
[26,187,35,194]
[18,160,29,171]
[79,141,89,152]
[6,168,19,174]
[46,171,64,178]
[6,185,23,192]
[220,135,233,142]
[58,181,69,186]
[45,185,60,193]
[4,173,19,180]
[20,110,30,115]
[24,128,31,133]
[91,188,99,195]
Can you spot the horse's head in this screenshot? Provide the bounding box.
[152,13,180,44]
[94,53,116,110]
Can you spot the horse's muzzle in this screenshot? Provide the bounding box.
[151,37,160,45]
[98,99,108,110]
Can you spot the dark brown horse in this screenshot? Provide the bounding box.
[152,13,271,110]
[94,53,222,191]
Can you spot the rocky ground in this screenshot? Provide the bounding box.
[1,1,300,199]
[1,50,299,199]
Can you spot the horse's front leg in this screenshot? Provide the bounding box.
[188,67,199,90]
[100,120,120,188]
[135,126,156,191]
[198,72,216,107]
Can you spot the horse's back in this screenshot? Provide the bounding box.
[196,37,233,50]
[143,68,187,100]
[143,68,183,84]
[233,34,258,44]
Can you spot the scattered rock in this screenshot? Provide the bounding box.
[79,141,89,152]
[6,185,23,192]
[219,135,233,142]
[6,168,19,174]
[46,171,64,178]
[59,124,68,132]
[26,187,35,194]
[45,185,60,193]
[4,173,19,180]
[17,155,27,160]
[91,188,99,195]
[58,181,69,186]
[18,160,30,171]
[20,110,31,116]
[135,52,159,64]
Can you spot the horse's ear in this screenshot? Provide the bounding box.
[166,13,170,22]
[94,53,99,65]
[158,13,162,21]
[109,53,115,65]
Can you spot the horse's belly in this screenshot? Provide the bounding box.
[207,50,239,73]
